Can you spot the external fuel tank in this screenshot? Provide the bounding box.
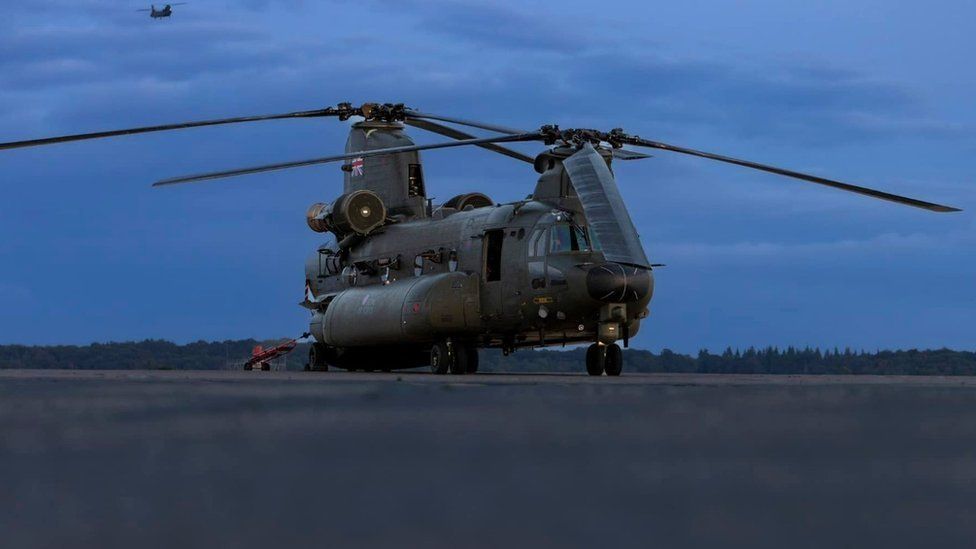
[312,272,481,347]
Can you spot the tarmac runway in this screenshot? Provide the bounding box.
[3,370,976,548]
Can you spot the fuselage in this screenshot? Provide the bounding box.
[305,199,654,353]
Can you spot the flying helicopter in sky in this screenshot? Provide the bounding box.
[0,102,960,376]
[137,3,187,19]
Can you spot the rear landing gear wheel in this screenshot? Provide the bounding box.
[604,343,623,376]
[451,342,469,375]
[586,344,605,376]
[430,341,451,375]
[308,343,330,372]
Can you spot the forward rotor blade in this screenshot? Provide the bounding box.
[403,118,534,163]
[564,143,651,269]
[611,149,651,161]
[405,110,528,135]
[153,132,543,187]
[0,108,337,151]
[622,136,960,212]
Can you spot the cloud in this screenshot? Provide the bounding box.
[0,23,285,91]
[655,225,976,265]
[3,0,967,151]
[416,2,596,53]
[555,54,969,145]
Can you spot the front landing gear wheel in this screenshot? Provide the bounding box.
[586,344,605,376]
[604,343,623,376]
[430,342,452,375]
[308,343,330,372]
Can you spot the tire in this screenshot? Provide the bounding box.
[430,342,451,375]
[586,344,605,376]
[452,343,469,375]
[261,363,270,372]
[604,343,623,376]
[308,344,330,372]
[465,346,479,374]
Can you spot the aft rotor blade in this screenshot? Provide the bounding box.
[403,118,534,164]
[622,136,960,212]
[564,143,651,268]
[405,110,528,135]
[0,108,338,151]
[153,132,543,186]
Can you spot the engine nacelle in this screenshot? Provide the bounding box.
[306,190,387,236]
[443,192,493,211]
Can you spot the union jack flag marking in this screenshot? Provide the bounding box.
[350,157,364,177]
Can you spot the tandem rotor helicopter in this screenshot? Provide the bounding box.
[137,3,187,19]
[0,102,960,376]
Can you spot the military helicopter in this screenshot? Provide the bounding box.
[137,3,187,19]
[0,102,960,376]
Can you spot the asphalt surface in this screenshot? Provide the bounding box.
[3,370,976,548]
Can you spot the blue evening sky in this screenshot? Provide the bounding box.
[1,0,973,352]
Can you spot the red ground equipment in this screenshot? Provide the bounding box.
[244,333,309,371]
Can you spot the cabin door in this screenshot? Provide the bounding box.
[482,229,505,320]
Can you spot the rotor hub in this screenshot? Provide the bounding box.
[334,102,408,122]
[538,125,634,149]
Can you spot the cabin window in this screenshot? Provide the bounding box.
[484,229,504,282]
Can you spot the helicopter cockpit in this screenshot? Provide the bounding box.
[527,212,603,290]
[528,212,602,257]
[547,222,601,255]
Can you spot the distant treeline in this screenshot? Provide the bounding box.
[1,340,975,375]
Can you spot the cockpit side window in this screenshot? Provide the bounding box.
[529,228,548,257]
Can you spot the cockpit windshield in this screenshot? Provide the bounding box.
[549,223,599,254]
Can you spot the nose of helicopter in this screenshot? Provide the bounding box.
[586,262,653,303]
